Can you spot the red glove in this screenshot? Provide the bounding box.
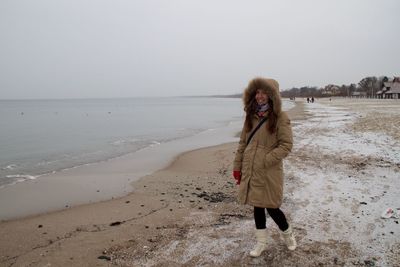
[233,170,241,185]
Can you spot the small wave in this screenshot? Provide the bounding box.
[149,141,161,147]
[111,139,127,145]
[0,174,39,189]
[110,138,139,146]
[1,164,18,170]
[37,159,62,166]
[6,174,37,180]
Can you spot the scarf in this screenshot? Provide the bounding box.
[256,103,269,117]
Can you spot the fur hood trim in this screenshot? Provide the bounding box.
[243,77,282,115]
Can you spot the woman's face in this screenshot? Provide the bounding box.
[255,89,268,105]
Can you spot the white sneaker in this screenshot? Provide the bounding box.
[250,229,268,257]
[282,225,297,251]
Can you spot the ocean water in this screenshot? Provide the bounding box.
[0,97,294,188]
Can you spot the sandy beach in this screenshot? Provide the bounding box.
[1,98,399,267]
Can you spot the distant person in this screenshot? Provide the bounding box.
[307,97,310,103]
[311,97,314,103]
[233,77,296,257]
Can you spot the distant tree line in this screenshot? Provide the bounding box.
[280,76,397,98]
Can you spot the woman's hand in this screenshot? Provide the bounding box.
[233,170,241,185]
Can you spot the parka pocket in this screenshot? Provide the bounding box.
[254,145,272,170]
[253,151,265,171]
[251,146,268,188]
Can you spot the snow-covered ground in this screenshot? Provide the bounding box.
[285,100,399,266]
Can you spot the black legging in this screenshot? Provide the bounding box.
[254,207,289,231]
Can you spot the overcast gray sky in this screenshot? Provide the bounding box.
[0,0,399,99]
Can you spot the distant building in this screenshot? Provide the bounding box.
[376,83,390,99]
[322,85,340,96]
[381,81,400,99]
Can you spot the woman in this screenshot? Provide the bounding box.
[233,77,296,257]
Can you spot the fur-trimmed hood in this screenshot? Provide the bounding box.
[243,77,282,115]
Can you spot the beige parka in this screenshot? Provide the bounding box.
[233,78,293,208]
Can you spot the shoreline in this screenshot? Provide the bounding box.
[0,99,296,221]
[0,96,244,192]
[0,120,243,221]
